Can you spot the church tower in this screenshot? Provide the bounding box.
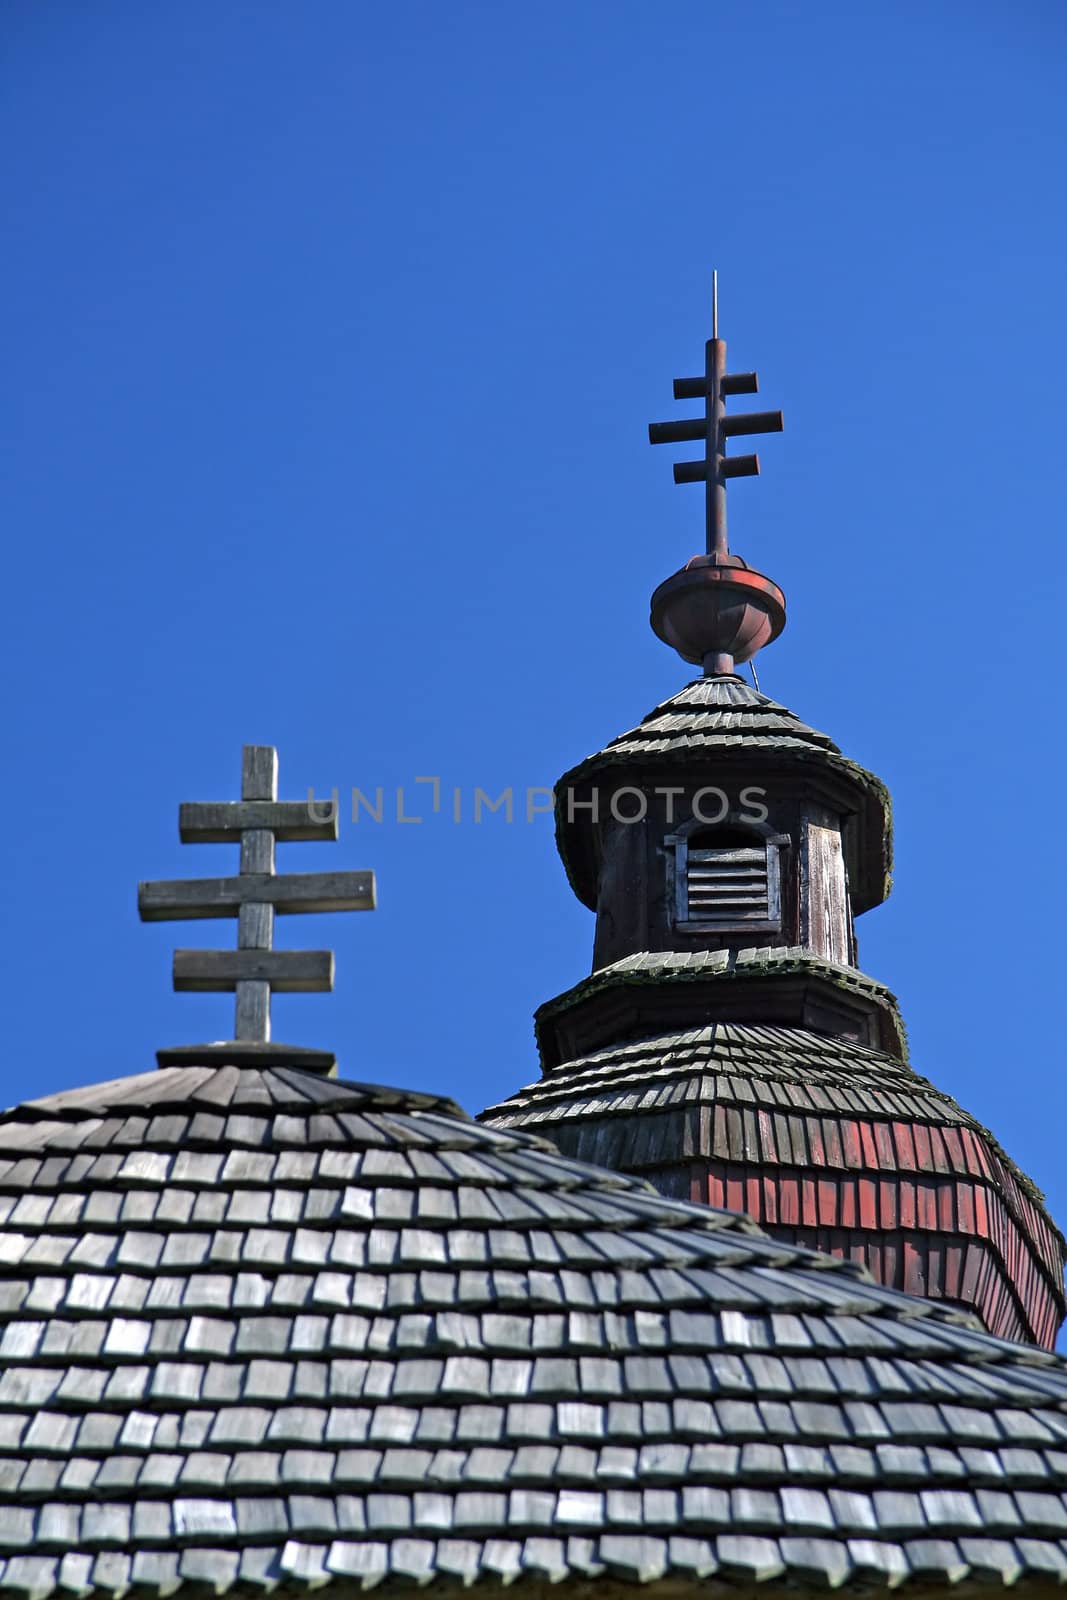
[481,284,1066,1350]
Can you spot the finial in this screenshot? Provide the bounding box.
[648,270,783,557]
[646,276,787,677]
[139,745,376,1072]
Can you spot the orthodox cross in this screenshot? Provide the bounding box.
[648,272,784,556]
[139,745,374,1043]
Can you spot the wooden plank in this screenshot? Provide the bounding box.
[173,949,334,992]
[242,745,278,802]
[688,880,767,894]
[896,1180,915,1231]
[239,902,274,950]
[912,1124,933,1172]
[801,815,851,965]
[858,1123,879,1168]
[872,1123,896,1169]
[756,1109,778,1164]
[179,801,338,843]
[688,867,766,881]
[858,1177,878,1230]
[687,890,769,904]
[927,1125,951,1174]
[240,825,274,876]
[139,870,375,920]
[903,1237,925,1297]
[820,1118,844,1169]
[801,1176,817,1227]
[688,850,764,864]
[838,1121,863,1170]
[891,1122,917,1172]
[916,1178,939,1231]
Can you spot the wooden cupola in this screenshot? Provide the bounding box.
[481,282,1067,1349]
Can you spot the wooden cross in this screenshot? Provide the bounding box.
[139,745,375,1042]
[648,271,784,558]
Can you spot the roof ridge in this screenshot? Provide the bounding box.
[4,1065,468,1126]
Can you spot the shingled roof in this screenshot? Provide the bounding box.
[483,1021,1049,1206]
[532,947,910,1065]
[482,1021,1067,1349]
[565,677,842,765]
[3,1061,1067,1598]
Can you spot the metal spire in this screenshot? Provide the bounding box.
[646,278,788,676]
[648,272,783,557]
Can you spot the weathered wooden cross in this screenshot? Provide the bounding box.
[139,745,375,1042]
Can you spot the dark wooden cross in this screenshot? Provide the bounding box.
[139,745,375,1042]
[648,272,784,557]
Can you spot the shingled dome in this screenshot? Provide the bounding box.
[3,1060,1067,1599]
[483,1019,1067,1349]
[568,676,841,763]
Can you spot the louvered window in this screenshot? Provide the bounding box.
[674,833,782,932]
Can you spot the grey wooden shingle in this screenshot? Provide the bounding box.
[0,1062,1066,1597]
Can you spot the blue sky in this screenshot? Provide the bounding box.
[2,3,1065,1254]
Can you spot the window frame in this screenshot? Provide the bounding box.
[666,816,788,936]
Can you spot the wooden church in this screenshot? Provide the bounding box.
[0,294,1065,1600]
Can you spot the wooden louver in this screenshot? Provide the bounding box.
[680,842,781,929]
